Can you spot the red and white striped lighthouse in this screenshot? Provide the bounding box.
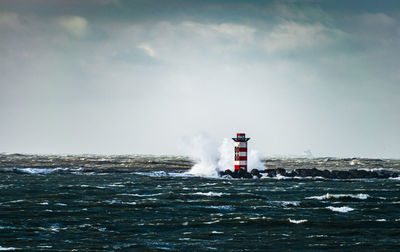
[232,133,250,172]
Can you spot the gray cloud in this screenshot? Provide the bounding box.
[0,0,399,158]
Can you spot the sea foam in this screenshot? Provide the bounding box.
[193,192,225,197]
[306,193,369,200]
[288,218,308,224]
[0,246,16,251]
[326,206,354,212]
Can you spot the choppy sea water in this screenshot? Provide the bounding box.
[1,168,400,251]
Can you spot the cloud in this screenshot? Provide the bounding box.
[137,43,156,57]
[182,21,255,41]
[264,21,333,53]
[0,1,399,157]
[358,12,396,27]
[0,12,20,28]
[57,16,88,37]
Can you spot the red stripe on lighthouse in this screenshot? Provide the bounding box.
[234,165,247,170]
[235,147,247,152]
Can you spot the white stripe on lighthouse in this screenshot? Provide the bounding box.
[234,161,248,165]
[235,142,247,148]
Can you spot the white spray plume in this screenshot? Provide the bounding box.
[217,138,234,172]
[179,134,219,177]
[248,149,265,170]
[179,133,264,177]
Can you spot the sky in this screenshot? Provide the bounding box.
[0,0,399,158]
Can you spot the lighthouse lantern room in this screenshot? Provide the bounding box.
[232,133,250,172]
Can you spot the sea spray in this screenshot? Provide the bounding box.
[179,134,219,177]
[180,133,263,177]
[248,149,265,170]
[217,138,234,172]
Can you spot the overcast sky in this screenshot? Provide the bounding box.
[0,0,399,158]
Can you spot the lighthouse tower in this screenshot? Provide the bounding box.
[232,133,250,172]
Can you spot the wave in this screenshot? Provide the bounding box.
[288,218,308,224]
[0,167,83,175]
[281,201,300,207]
[203,220,220,224]
[261,174,325,180]
[16,168,58,174]
[193,192,226,197]
[326,206,354,212]
[206,205,233,210]
[0,246,16,251]
[134,171,194,178]
[118,193,163,197]
[306,193,369,200]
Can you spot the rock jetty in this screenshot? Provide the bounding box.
[219,168,400,179]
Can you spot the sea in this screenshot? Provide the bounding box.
[1,165,400,250]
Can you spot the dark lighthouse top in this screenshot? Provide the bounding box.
[232,133,250,142]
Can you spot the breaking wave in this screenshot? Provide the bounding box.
[288,218,308,224]
[193,192,226,197]
[326,206,354,212]
[306,193,369,200]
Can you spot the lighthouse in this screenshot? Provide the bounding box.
[232,133,250,172]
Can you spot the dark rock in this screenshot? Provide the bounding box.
[218,167,400,179]
[276,168,286,176]
[219,170,233,177]
[243,172,253,179]
[284,170,296,177]
[250,169,262,178]
[295,169,312,177]
[321,170,333,178]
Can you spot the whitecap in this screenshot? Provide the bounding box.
[0,226,13,230]
[7,199,25,204]
[376,219,386,222]
[281,201,300,207]
[49,225,60,232]
[125,193,163,197]
[0,246,16,251]
[326,206,354,212]
[306,193,369,200]
[107,183,125,187]
[288,218,308,224]
[104,200,121,204]
[17,168,55,174]
[39,224,60,232]
[275,174,291,180]
[134,171,169,177]
[211,231,223,234]
[79,224,92,228]
[207,206,233,211]
[204,220,220,224]
[193,192,225,197]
